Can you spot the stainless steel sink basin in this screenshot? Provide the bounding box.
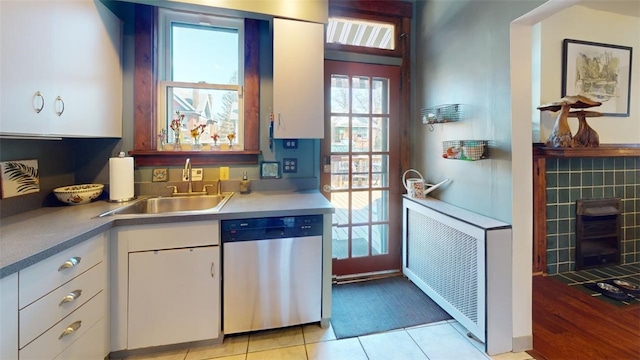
[97,192,234,217]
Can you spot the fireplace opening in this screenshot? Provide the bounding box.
[575,198,621,271]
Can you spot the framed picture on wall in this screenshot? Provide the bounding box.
[562,39,632,117]
[260,161,281,179]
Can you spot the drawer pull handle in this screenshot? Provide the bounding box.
[59,320,81,339]
[59,290,82,306]
[58,257,81,271]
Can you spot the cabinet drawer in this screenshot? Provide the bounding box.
[19,291,105,360]
[19,234,105,308]
[19,261,105,348]
[53,318,105,360]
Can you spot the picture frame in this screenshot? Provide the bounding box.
[562,39,632,117]
[152,168,168,182]
[260,161,281,179]
[0,159,40,198]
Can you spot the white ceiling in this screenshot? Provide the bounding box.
[579,0,640,18]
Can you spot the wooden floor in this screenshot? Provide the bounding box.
[528,275,640,360]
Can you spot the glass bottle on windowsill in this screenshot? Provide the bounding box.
[173,133,182,151]
[192,136,202,151]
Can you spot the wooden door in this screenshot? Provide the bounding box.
[321,60,402,276]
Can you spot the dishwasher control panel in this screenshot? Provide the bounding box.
[221,214,323,242]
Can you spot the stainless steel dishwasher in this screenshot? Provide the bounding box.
[221,214,323,334]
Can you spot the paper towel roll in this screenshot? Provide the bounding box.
[109,155,134,202]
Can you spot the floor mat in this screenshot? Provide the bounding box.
[550,264,640,307]
[330,276,452,339]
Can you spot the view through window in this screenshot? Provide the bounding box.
[158,10,244,149]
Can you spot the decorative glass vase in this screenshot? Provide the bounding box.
[192,136,202,151]
[173,133,182,151]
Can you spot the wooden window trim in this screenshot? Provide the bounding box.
[130,4,261,167]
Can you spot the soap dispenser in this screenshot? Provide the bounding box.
[239,171,250,194]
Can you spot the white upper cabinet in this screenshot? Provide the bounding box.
[273,18,324,139]
[0,0,123,138]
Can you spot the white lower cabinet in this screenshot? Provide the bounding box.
[128,246,220,349]
[16,233,108,360]
[19,262,105,348]
[20,292,106,360]
[110,221,221,352]
[0,273,18,360]
[53,318,106,360]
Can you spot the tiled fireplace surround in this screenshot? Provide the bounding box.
[532,145,640,275]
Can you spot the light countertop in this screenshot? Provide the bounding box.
[0,190,334,278]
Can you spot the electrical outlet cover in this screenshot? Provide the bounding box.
[283,139,298,149]
[192,168,203,181]
[283,158,297,173]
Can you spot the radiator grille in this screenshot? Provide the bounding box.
[407,208,479,324]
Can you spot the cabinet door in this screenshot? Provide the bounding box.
[0,273,18,360]
[0,0,122,138]
[273,18,324,139]
[49,0,122,137]
[128,246,220,349]
[0,0,53,136]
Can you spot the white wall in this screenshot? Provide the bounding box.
[537,5,640,143]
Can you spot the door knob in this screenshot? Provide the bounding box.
[323,184,331,193]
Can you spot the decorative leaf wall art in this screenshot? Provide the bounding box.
[1,159,40,198]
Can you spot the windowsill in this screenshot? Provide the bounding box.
[129,149,262,166]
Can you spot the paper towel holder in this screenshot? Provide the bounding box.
[108,152,137,203]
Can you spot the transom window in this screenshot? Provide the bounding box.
[158,9,244,149]
[326,17,395,50]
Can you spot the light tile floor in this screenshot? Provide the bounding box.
[124,320,536,360]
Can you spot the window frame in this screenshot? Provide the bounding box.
[130,4,260,166]
[158,9,245,149]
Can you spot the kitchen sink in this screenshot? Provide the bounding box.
[97,192,234,217]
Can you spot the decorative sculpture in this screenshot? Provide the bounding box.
[570,110,601,148]
[537,95,601,148]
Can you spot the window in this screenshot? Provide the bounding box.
[326,17,395,50]
[158,9,244,149]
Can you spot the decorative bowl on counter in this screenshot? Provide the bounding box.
[53,184,104,205]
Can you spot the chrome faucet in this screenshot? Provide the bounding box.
[184,158,193,193]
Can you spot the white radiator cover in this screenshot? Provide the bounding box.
[402,197,513,355]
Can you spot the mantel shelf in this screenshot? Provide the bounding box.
[533,143,640,158]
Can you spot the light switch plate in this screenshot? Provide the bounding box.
[220,167,230,180]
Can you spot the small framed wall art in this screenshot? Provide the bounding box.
[0,159,40,198]
[260,161,281,179]
[152,168,168,182]
[562,39,632,117]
